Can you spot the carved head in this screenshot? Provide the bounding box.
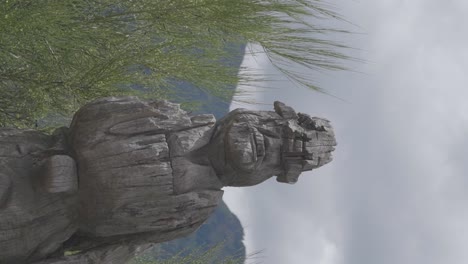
[208,101,336,186]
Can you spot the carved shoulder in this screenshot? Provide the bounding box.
[32,190,224,264]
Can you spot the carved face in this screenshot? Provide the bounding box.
[209,102,336,187]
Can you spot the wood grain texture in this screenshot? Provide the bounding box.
[1,96,336,264]
[0,129,78,264]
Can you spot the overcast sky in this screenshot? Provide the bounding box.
[224,1,468,264]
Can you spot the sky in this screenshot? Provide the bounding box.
[223,1,468,264]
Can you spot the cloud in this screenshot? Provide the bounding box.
[225,1,468,264]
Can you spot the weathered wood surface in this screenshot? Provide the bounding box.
[69,97,223,238]
[0,129,78,263]
[0,96,336,264]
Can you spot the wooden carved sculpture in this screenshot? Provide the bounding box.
[0,97,336,264]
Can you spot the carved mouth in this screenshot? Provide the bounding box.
[248,128,265,167]
[252,129,265,158]
[227,126,265,171]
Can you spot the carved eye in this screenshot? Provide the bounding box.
[297,113,326,131]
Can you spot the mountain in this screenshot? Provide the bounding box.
[135,200,245,263]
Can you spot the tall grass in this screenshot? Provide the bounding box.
[130,242,264,264]
[0,0,351,127]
